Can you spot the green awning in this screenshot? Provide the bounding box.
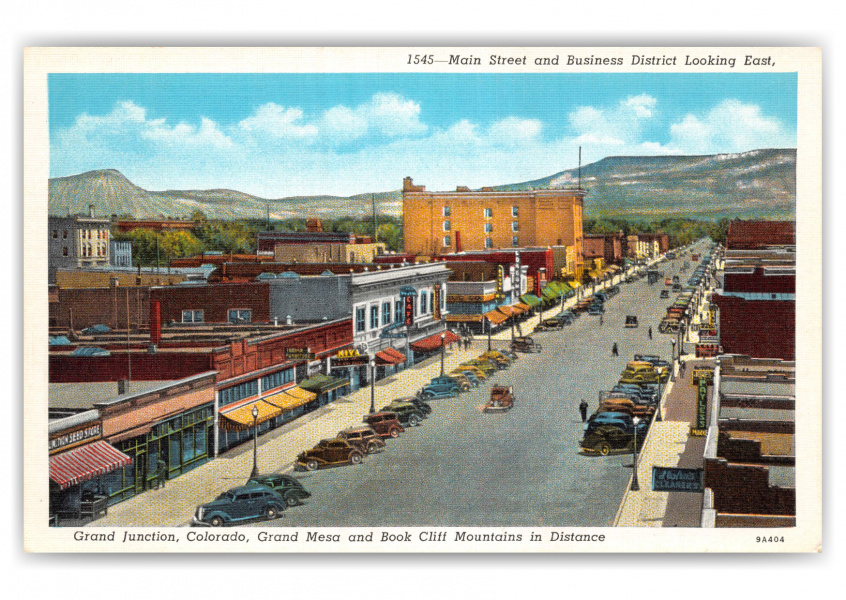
[520,294,542,307]
[298,374,350,394]
[541,286,559,299]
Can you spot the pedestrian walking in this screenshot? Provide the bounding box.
[579,399,589,422]
[599,314,604,326]
[648,326,652,339]
[612,342,618,357]
[155,460,167,489]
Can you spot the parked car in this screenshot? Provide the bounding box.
[511,336,542,353]
[498,348,520,361]
[295,438,365,471]
[619,364,660,384]
[420,377,461,399]
[336,426,387,455]
[535,318,565,332]
[584,413,649,437]
[401,396,432,415]
[606,285,621,296]
[382,400,427,427]
[597,397,655,419]
[580,425,647,456]
[480,350,514,365]
[449,370,479,387]
[484,385,514,413]
[455,364,487,381]
[363,412,404,438]
[429,374,469,393]
[634,354,671,370]
[81,324,111,335]
[588,303,605,315]
[246,474,312,507]
[624,315,639,328]
[193,484,286,527]
[71,346,111,357]
[660,289,670,298]
[465,359,497,375]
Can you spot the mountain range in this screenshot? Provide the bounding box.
[48,148,795,222]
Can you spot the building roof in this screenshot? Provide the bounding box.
[725,220,795,249]
[49,380,172,411]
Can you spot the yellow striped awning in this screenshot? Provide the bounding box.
[219,400,282,430]
[269,386,317,410]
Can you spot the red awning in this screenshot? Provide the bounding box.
[375,347,407,365]
[410,330,461,351]
[50,440,132,490]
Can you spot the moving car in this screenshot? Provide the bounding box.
[624,315,639,328]
[246,474,312,507]
[484,385,514,413]
[660,289,670,299]
[296,438,365,471]
[363,412,404,438]
[193,484,286,527]
[336,426,387,454]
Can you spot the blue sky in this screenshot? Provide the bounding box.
[49,72,797,197]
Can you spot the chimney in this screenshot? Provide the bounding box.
[117,379,128,395]
[150,299,162,345]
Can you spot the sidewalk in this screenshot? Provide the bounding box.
[614,358,715,527]
[92,277,619,527]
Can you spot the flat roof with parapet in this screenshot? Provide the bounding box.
[720,379,795,398]
[49,380,171,411]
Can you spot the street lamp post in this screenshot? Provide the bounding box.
[250,404,259,478]
[486,317,492,352]
[440,332,446,377]
[656,366,664,422]
[671,339,677,382]
[369,358,376,414]
[631,416,642,491]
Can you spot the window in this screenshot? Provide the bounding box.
[512,221,519,232]
[382,302,391,326]
[261,368,294,391]
[63,230,68,239]
[370,305,379,329]
[485,238,494,249]
[228,309,252,323]
[394,301,403,323]
[512,235,520,246]
[430,291,435,313]
[512,206,519,218]
[62,247,68,256]
[484,208,493,219]
[420,291,428,314]
[182,309,204,323]
[443,221,451,231]
[52,230,57,239]
[443,235,451,247]
[356,307,366,332]
[443,206,451,217]
[484,223,493,233]
[219,380,259,407]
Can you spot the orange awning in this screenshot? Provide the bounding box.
[484,310,509,325]
[410,330,461,351]
[375,347,407,365]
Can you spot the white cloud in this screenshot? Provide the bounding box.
[236,103,318,141]
[668,99,795,154]
[568,94,658,146]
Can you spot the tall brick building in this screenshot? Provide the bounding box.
[401,178,586,264]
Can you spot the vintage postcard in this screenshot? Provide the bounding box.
[23,46,822,553]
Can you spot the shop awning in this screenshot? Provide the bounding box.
[541,286,560,299]
[264,387,318,411]
[50,440,132,491]
[299,374,351,393]
[219,399,283,430]
[514,302,531,311]
[484,309,509,325]
[497,305,514,317]
[375,347,407,365]
[445,314,484,323]
[567,279,581,289]
[520,294,542,307]
[410,330,461,351]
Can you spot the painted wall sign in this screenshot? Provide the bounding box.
[690,379,708,436]
[286,347,315,360]
[433,284,441,321]
[49,423,102,453]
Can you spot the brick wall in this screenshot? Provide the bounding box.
[151,282,271,323]
[713,294,795,360]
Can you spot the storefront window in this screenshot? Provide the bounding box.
[356,306,366,332]
[370,305,379,329]
[420,291,428,314]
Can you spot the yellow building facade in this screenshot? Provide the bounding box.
[401,178,586,262]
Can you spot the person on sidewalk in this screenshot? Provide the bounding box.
[579,399,589,422]
[612,342,618,357]
[599,315,604,326]
[648,326,652,339]
[155,460,167,489]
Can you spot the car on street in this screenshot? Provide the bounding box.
[382,400,427,426]
[448,370,479,388]
[484,385,514,413]
[624,315,639,328]
[363,412,404,438]
[428,374,469,393]
[420,377,461,399]
[295,438,365,471]
[193,484,286,527]
[580,425,647,456]
[466,358,498,374]
[246,474,312,507]
[588,303,605,315]
[455,364,488,381]
[336,426,387,455]
[535,317,566,332]
[480,350,514,366]
[619,363,660,384]
[511,336,542,353]
[606,285,621,296]
[584,413,649,437]
[660,289,670,298]
[634,354,671,370]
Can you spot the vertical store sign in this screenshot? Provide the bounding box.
[433,285,441,321]
[495,266,504,301]
[404,297,414,326]
[690,379,708,437]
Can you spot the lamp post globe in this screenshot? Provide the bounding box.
[250,404,259,478]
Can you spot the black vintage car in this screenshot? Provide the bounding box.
[246,474,312,507]
[511,336,542,353]
[579,425,647,456]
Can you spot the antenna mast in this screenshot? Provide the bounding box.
[578,146,582,190]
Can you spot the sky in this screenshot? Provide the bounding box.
[48,72,797,198]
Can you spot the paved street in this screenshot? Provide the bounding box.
[244,243,710,528]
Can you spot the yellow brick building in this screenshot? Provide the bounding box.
[401,178,586,263]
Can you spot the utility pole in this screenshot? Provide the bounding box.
[372,194,378,242]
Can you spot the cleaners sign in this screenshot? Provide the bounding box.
[652,467,705,493]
